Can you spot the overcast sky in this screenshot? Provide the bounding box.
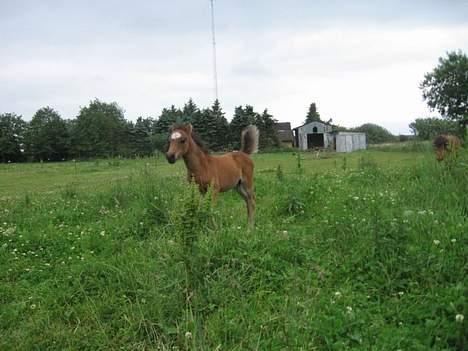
[1,0,467,134]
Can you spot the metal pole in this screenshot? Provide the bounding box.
[210,0,219,101]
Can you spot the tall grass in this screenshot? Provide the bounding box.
[0,150,466,349]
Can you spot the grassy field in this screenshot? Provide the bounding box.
[0,148,466,350]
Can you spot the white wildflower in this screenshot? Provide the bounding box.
[403,210,414,217]
[456,314,464,323]
[433,240,440,246]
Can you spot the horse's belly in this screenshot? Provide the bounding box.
[215,159,241,192]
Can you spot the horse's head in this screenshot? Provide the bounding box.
[166,124,193,164]
[433,135,448,161]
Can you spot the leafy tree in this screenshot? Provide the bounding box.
[304,102,321,124]
[420,50,468,132]
[74,99,128,158]
[255,109,280,149]
[409,117,461,140]
[0,113,26,162]
[350,123,396,144]
[24,107,69,161]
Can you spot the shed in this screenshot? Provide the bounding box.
[274,122,294,148]
[334,132,367,152]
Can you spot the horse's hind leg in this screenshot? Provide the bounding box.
[236,178,255,229]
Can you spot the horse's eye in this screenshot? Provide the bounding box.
[180,138,186,144]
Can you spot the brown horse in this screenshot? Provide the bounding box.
[433,134,461,161]
[166,124,259,228]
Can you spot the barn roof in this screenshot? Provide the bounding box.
[292,120,333,130]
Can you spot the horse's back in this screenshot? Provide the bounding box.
[230,151,254,170]
[449,135,461,149]
[211,152,254,191]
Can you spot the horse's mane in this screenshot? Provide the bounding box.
[172,124,209,154]
[433,135,448,148]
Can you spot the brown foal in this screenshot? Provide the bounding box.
[166,124,259,228]
[433,134,461,161]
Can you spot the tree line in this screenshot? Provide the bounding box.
[0,99,281,163]
[1,51,465,162]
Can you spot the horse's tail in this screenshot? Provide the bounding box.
[241,125,259,154]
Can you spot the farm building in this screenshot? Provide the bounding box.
[292,121,366,152]
[334,132,367,152]
[274,122,294,148]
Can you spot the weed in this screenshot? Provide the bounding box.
[276,164,284,181]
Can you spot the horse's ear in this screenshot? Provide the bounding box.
[169,124,174,132]
[187,123,193,134]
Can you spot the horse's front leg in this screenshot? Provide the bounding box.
[208,179,219,205]
[211,187,219,205]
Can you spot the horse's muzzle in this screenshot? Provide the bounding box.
[166,154,176,164]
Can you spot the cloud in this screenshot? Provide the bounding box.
[1,1,467,134]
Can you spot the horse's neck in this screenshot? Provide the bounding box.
[183,142,209,176]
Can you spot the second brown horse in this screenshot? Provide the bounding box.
[166,124,259,228]
[433,134,461,161]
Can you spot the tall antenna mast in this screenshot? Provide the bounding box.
[210,0,219,101]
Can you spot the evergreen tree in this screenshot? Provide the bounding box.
[304,102,321,124]
[132,117,154,156]
[182,98,200,123]
[0,113,26,162]
[25,107,69,161]
[211,99,229,151]
[66,119,80,159]
[229,106,256,149]
[153,105,182,134]
[191,100,228,150]
[255,109,280,149]
[192,108,214,148]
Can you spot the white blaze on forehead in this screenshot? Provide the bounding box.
[171,131,182,140]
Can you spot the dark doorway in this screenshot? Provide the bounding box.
[307,133,324,148]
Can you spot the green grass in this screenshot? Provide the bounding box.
[0,150,424,198]
[0,148,466,350]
